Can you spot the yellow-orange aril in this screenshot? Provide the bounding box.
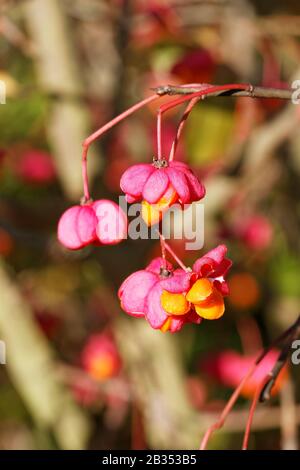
[142,200,162,226]
[194,289,225,320]
[160,317,172,333]
[161,290,190,316]
[186,278,213,304]
[141,186,178,226]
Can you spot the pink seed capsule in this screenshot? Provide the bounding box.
[93,199,127,245]
[17,150,56,184]
[57,205,97,250]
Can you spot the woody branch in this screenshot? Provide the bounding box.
[153,84,293,100]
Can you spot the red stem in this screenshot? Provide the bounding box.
[81,94,160,201]
[157,107,163,160]
[157,231,189,271]
[165,241,188,271]
[159,227,167,269]
[168,83,213,161]
[242,376,269,450]
[199,361,257,450]
[169,96,200,161]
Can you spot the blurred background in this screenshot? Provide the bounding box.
[0,0,300,450]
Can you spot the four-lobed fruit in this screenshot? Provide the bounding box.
[57,199,127,250]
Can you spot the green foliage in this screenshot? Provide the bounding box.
[0,93,48,146]
[0,385,28,420]
[185,104,234,165]
[270,251,300,297]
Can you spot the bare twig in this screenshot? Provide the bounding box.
[153,84,293,100]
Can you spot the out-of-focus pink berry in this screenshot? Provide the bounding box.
[235,215,273,250]
[132,5,181,48]
[81,333,122,381]
[17,149,56,184]
[171,49,216,84]
[202,349,288,398]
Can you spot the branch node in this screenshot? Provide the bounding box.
[248,83,255,97]
[151,85,170,96]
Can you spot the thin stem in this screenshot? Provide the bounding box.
[199,362,257,450]
[242,376,269,450]
[259,337,296,403]
[81,94,160,201]
[157,107,162,160]
[158,85,212,164]
[81,145,90,201]
[169,96,200,161]
[157,231,189,271]
[164,240,189,272]
[242,337,295,449]
[159,226,167,269]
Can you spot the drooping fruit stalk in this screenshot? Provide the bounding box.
[156,84,251,164]
[81,94,160,201]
